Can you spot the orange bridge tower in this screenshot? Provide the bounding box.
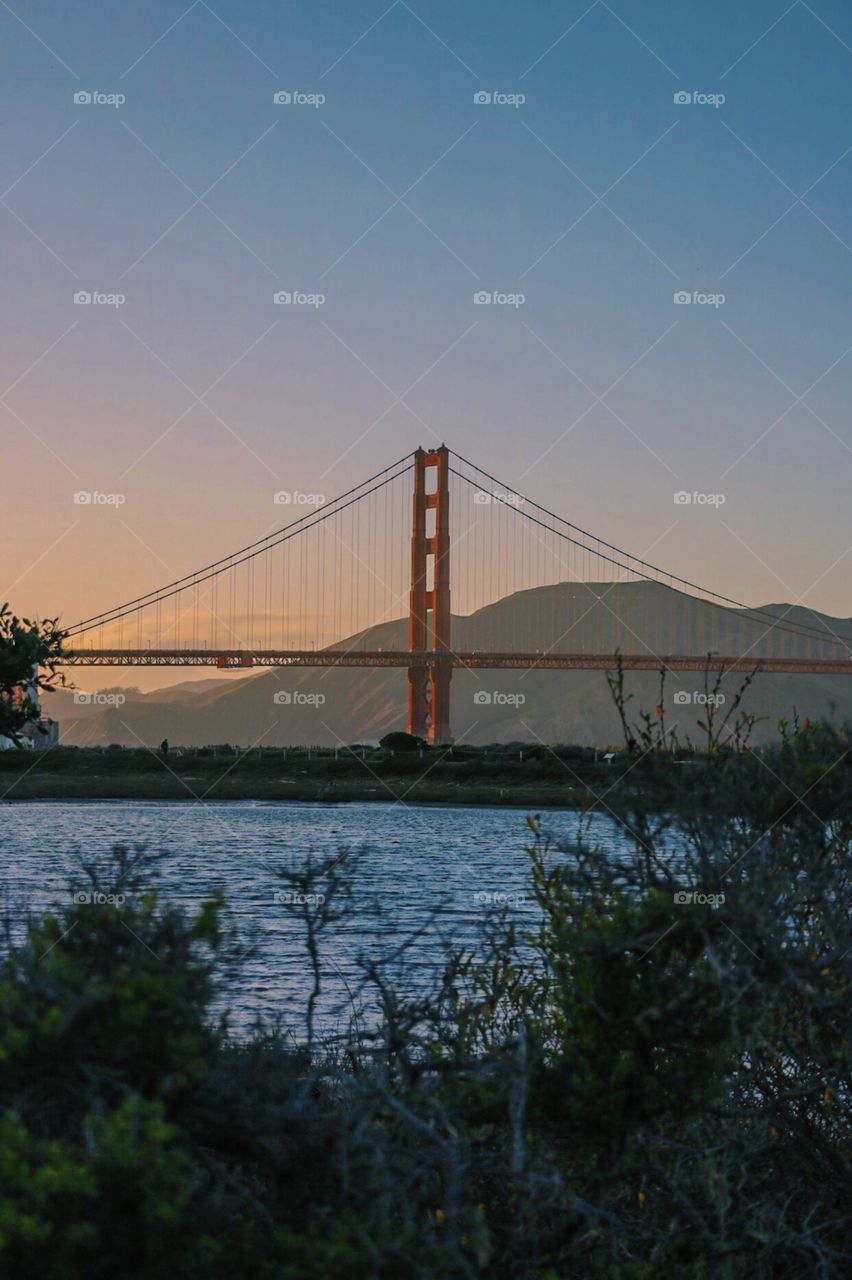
[407,446,452,743]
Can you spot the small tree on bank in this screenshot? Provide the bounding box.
[379,730,429,753]
[0,603,67,744]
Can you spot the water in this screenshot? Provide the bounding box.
[0,800,640,1031]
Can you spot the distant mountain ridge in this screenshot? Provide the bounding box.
[54,582,852,748]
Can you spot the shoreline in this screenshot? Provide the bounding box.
[0,780,593,809]
[1,792,588,810]
[0,745,657,809]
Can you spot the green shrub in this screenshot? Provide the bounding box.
[0,718,849,1277]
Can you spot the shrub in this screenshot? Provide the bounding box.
[379,731,429,752]
[0,718,849,1277]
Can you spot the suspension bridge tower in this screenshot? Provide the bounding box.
[408,445,452,744]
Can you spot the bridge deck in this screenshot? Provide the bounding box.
[61,650,852,675]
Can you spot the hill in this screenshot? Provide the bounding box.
[54,582,852,748]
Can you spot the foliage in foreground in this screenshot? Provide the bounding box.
[0,722,850,1278]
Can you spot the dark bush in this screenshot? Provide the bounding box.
[0,714,849,1277]
[379,731,429,752]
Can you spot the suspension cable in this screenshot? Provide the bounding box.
[449,460,849,652]
[68,455,415,636]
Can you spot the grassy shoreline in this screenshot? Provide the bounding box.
[0,783,588,807]
[0,771,594,808]
[0,744,632,807]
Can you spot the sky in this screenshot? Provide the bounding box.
[3,0,852,690]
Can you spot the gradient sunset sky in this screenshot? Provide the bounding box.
[3,0,851,688]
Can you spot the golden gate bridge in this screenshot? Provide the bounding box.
[63,447,852,743]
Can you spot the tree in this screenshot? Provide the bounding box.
[0,603,67,744]
[379,730,428,753]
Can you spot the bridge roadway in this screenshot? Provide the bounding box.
[62,649,852,675]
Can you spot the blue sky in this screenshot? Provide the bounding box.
[3,0,852,651]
